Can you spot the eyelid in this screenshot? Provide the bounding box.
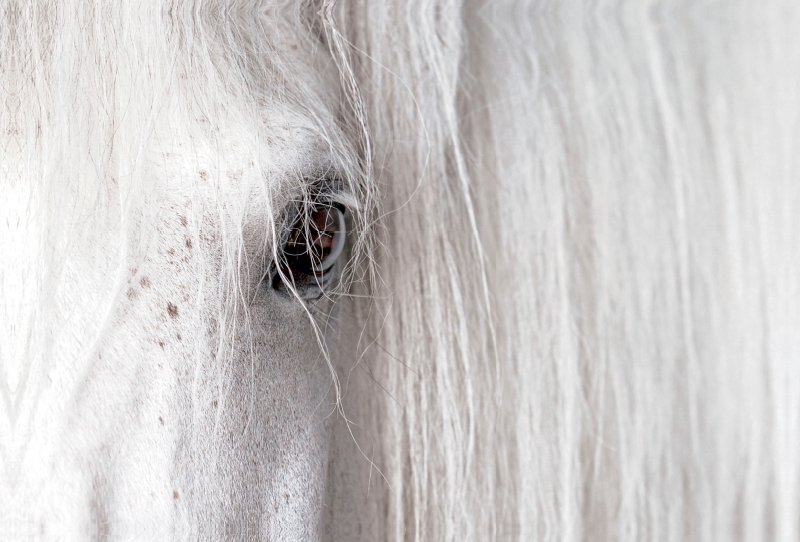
[327,190,359,212]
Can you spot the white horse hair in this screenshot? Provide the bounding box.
[2,1,798,540]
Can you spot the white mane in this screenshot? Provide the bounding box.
[326,2,800,540]
[3,1,798,540]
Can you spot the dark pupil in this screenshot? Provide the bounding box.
[283,206,340,276]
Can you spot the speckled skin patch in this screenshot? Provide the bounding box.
[2,13,347,539]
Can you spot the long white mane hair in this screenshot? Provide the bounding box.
[325,2,800,540]
[7,0,799,540]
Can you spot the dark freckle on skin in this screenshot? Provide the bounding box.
[176,333,181,341]
[158,341,165,349]
[167,303,178,318]
[212,400,218,408]
[179,216,187,227]
[167,248,175,256]
[140,276,150,288]
[159,417,164,425]
[185,238,192,249]
[173,491,179,500]
[199,170,208,180]
[126,288,136,300]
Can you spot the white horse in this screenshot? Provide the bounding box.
[2,1,799,540]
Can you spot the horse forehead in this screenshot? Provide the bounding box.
[151,108,328,201]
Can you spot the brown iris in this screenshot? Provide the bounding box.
[280,204,346,280]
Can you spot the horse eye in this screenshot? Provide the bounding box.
[279,204,346,281]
